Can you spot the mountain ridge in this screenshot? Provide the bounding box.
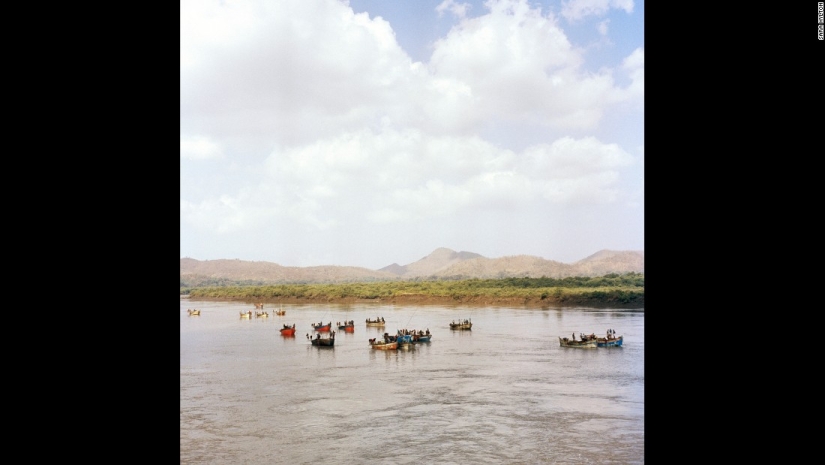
[181,248,643,286]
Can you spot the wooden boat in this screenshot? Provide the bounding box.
[338,321,355,332]
[308,332,335,347]
[275,309,286,316]
[449,319,472,330]
[596,335,623,347]
[412,331,432,343]
[396,332,414,349]
[255,311,269,318]
[365,318,385,327]
[280,324,297,336]
[240,310,252,319]
[558,337,597,348]
[187,309,201,316]
[311,322,332,332]
[368,338,398,350]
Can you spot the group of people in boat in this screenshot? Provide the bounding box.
[451,319,470,325]
[337,320,354,327]
[312,321,332,328]
[283,323,296,330]
[397,328,430,341]
[307,330,335,339]
[366,317,385,323]
[570,329,619,341]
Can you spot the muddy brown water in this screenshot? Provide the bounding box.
[180,299,644,464]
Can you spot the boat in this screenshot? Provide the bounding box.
[395,331,415,349]
[449,319,472,330]
[412,330,432,342]
[240,310,252,319]
[308,331,335,347]
[368,337,398,350]
[338,320,355,332]
[311,322,332,332]
[255,311,269,318]
[596,329,623,347]
[365,318,386,327]
[187,309,200,316]
[558,337,597,348]
[280,324,297,336]
[597,336,623,347]
[275,309,286,316]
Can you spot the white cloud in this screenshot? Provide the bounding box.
[561,0,634,22]
[436,0,471,19]
[180,0,644,267]
[597,19,609,36]
[180,135,223,160]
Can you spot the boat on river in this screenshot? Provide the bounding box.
[240,310,252,319]
[308,332,335,347]
[450,319,472,330]
[558,337,597,348]
[280,324,297,336]
[368,338,398,350]
[187,309,200,316]
[338,321,355,332]
[311,322,332,332]
[412,330,432,343]
[597,335,623,347]
[583,329,623,347]
[366,318,385,327]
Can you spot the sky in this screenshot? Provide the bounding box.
[180,0,644,270]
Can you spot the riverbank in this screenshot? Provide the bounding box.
[183,293,644,309]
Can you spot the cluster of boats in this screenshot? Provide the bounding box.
[369,329,433,350]
[558,329,623,348]
[197,308,625,350]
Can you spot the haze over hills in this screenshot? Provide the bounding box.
[180,248,644,287]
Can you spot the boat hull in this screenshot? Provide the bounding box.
[558,337,597,348]
[596,336,623,347]
[280,328,296,336]
[312,324,332,332]
[339,325,355,332]
[310,338,335,347]
[370,341,398,350]
[450,322,472,330]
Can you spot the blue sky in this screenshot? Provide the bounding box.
[181,0,644,269]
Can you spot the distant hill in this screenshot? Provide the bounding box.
[181,248,644,286]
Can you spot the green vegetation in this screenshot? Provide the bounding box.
[181,273,644,305]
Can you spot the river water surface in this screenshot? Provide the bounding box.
[180,299,644,464]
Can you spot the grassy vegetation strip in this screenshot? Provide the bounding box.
[182,275,644,304]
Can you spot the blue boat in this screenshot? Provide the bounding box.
[596,335,623,347]
[414,334,432,343]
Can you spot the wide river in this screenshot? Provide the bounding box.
[180,298,644,464]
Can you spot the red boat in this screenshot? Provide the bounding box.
[338,320,355,332]
[311,322,332,332]
[280,324,296,336]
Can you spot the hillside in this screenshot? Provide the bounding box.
[181,248,644,286]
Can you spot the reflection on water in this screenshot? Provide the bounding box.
[181,300,644,464]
